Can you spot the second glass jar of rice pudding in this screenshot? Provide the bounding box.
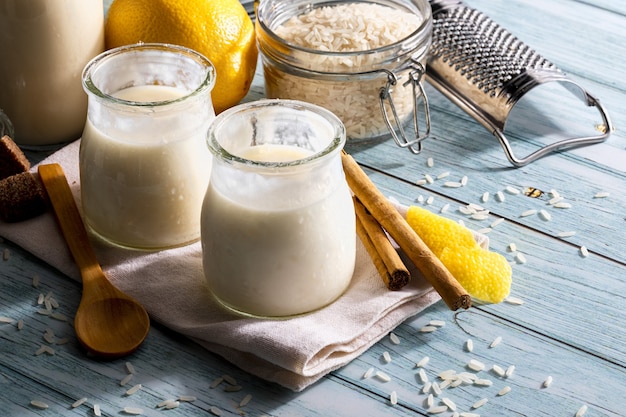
[256,0,433,150]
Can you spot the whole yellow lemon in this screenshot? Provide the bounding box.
[105,0,258,113]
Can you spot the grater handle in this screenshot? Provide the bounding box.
[493,83,613,167]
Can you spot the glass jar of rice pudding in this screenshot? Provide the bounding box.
[201,99,356,318]
[256,0,433,152]
[80,43,216,250]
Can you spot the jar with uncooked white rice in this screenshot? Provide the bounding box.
[256,0,433,148]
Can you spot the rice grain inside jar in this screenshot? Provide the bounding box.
[256,0,433,150]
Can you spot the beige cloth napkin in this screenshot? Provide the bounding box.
[0,139,450,391]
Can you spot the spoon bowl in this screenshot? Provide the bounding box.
[38,163,150,358]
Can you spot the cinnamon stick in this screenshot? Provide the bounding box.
[353,197,410,290]
[341,151,471,310]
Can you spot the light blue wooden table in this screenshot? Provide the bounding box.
[2,0,625,415]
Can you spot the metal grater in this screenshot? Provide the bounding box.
[425,0,613,166]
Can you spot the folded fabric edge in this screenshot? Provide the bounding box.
[191,289,440,392]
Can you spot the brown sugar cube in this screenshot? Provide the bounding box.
[0,135,30,180]
[0,172,48,222]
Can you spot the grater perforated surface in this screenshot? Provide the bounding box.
[430,6,561,98]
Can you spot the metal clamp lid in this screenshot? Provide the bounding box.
[379,60,432,154]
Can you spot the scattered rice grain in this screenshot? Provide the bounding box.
[389,332,400,345]
[579,246,589,257]
[495,191,505,202]
[543,375,553,388]
[178,395,197,402]
[427,405,448,414]
[444,181,463,188]
[557,231,576,238]
[50,312,68,322]
[465,339,473,352]
[417,195,425,203]
[460,413,480,417]
[471,213,489,221]
[55,337,69,345]
[504,296,524,305]
[520,209,537,217]
[436,171,450,180]
[481,192,490,203]
[467,359,485,372]
[363,367,375,379]
[164,401,180,410]
[429,319,445,327]
[505,365,515,377]
[224,384,243,392]
[3,248,10,260]
[425,174,434,184]
[515,252,527,264]
[418,368,428,383]
[492,365,505,377]
[36,308,51,315]
[431,382,442,396]
[94,404,102,416]
[125,361,136,374]
[426,196,434,205]
[426,393,434,407]
[554,202,572,209]
[490,336,503,348]
[498,386,512,396]
[422,381,432,394]
[476,228,492,235]
[389,390,398,405]
[416,179,428,186]
[17,319,24,330]
[442,397,456,411]
[461,176,468,186]
[472,398,488,409]
[375,370,391,382]
[505,186,520,195]
[126,384,142,396]
[420,325,438,333]
[30,400,49,409]
[382,351,392,364]
[440,203,450,213]
[594,191,609,198]
[490,218,504,228]
[416,356,430,368]
[32,274,40,287]
[507,242,517,252]
[0,316,14,324]
[210,406,223,416]
[37,293,45,305]
[474,378,493,386]
[538,209,552,221]
[439,379,452,389]
[210,376,224,388]
[120,374,134,386]
[157,399,177,408]
[222,374,238,385]
[240,394,253,407]
[71,397,87,408]
[123,406,144,415]
[427,157,434,167]
[575,404,588,417]
[548,196,564,205]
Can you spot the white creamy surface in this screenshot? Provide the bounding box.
[80,85,212,249]
[201,144,356,317]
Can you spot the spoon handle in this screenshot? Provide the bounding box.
[38,163,101,274]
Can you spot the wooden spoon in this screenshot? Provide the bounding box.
[38,163,150,358]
